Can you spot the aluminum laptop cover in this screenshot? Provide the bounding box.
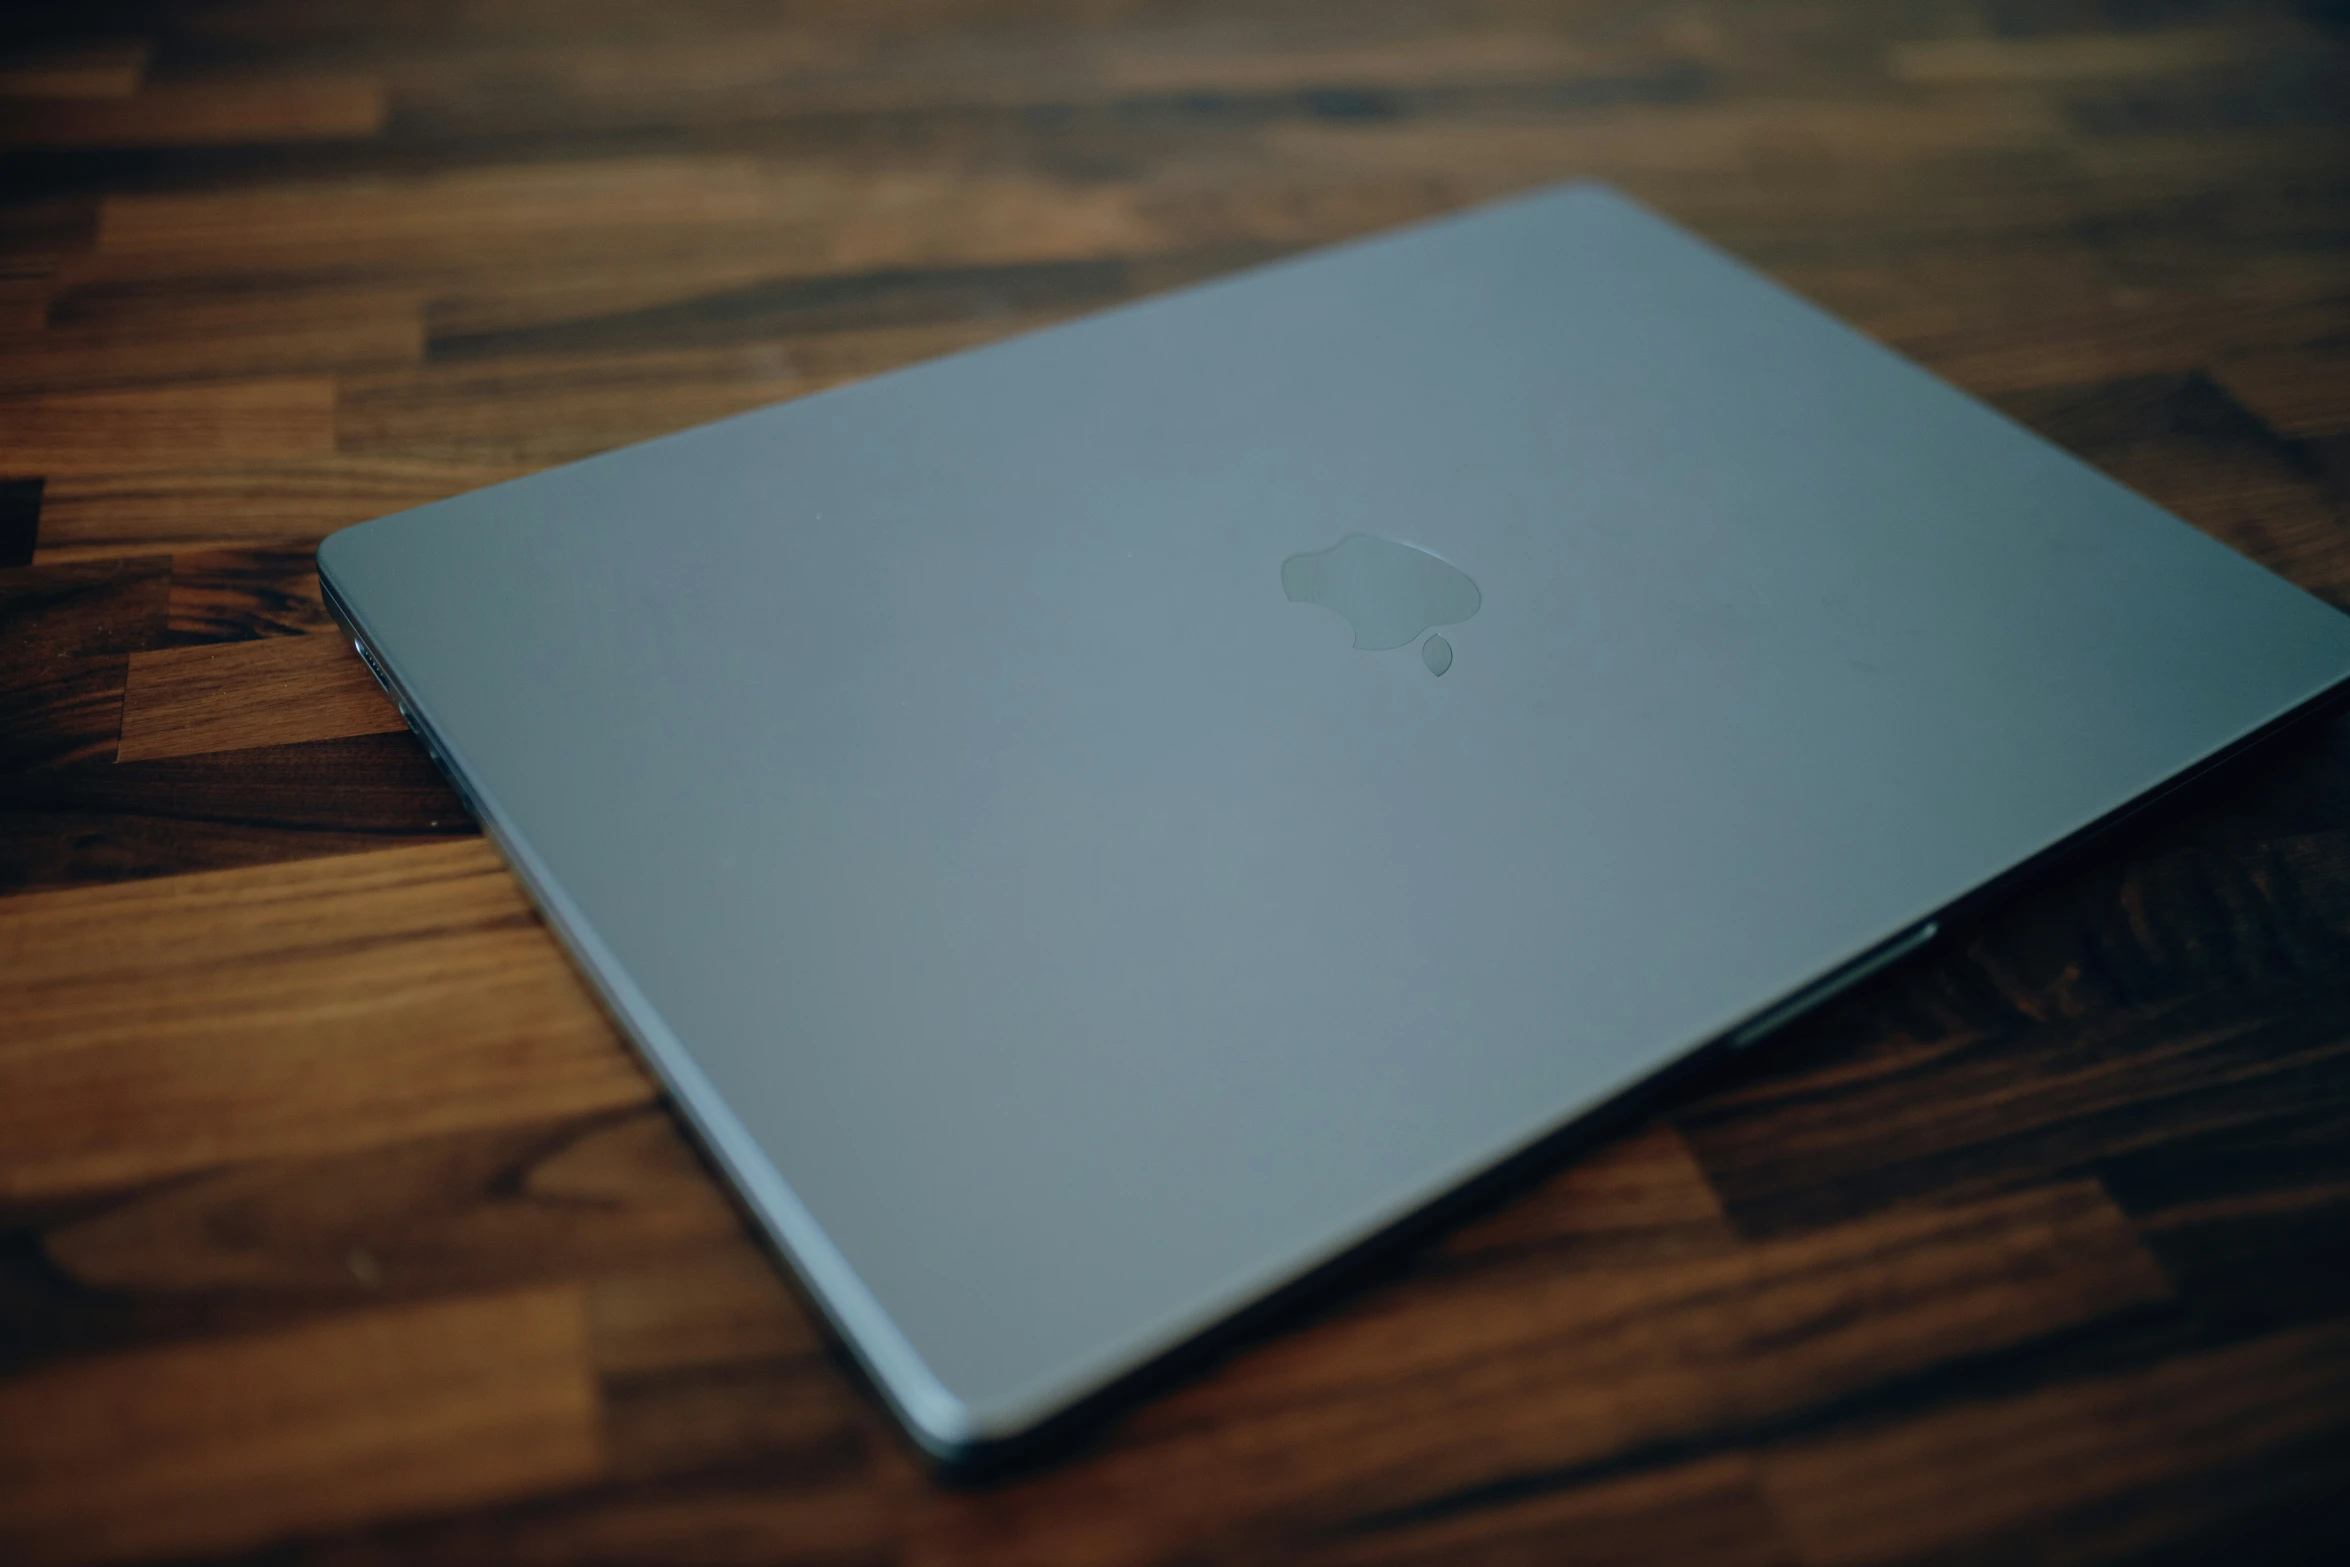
[318,183,2350,1460]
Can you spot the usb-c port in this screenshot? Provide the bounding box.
[352,638,393,695]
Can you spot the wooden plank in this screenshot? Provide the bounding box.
[0,76,384,147]
[0,286,423,395]
[588,1244,825,1378]
[0,730,474,895]
[1683,984,2350,1242]
[166,544,335,644]
[1259,97,2066,183]
[30,456,524,561]
[0,556,166,771]
[1772,249,2120,354]
[2101,1095,2350,1343]
[421,250,1260,362]
[0,41,152,100]
[90,160,1165,284]
[1436,1122,1738,1268]
[0,839,654,1198]
[2066,61,2350,139]
[336,325,1025,464]
[371,21,869,109]
[0,378,336,473]
[0,276,48,332]
[1306,1456,1796,1567]
[1149,1180,2165,1423]
[910,1183,2169,1564]
[37,1109,752,1312]
[2313,434,2350,502]
[1889,29,2259,84]
[0,554,168,671]
[0,196,97,271]
[601,1357,867,1485]
[2215,346,2350,440]
[116,631,404,761]
[1757,1323,2350,1565]
[283,1473,887,1566]
[0,1287,603,1567]
[1095,31,1641,94]
[0,654,129,771]
[371,19,1672,132]
[1892,288,2350,398]
[0,1110,789,1372]
[91,158,825,274]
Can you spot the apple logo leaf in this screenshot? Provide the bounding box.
[1282,534,1481,670]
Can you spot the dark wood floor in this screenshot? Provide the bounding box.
[4,2,2349,1563]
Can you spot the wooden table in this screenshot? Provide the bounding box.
[4,2,2348,1562]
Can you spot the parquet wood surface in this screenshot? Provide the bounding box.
[3,2,2348,1562]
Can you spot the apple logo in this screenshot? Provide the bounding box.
[1281,533,1481,676]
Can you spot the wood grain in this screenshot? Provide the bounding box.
[0,277,47,334]
[0,554,170,670]
[2,1,2348,1562]
[0,654,129,770]
[165,544,336,643]
[0,286,423,396]
[282,1473,887,1567]
[1887,29,2264,84]
[35,1109,747,1310]
[0,556,167,770]
[117,630,405,760]
[30,456,525,562]
[0,193,95,270]
[586,1250,826,1381]
[1307,1456,1797,1567]
[0,76,385,148]
[336,327,1027,465]
[0,42,152,101]
[1757,1322,2350,1565]
[0,1287,602,1567]
[0,839,652,1198]
[89,162,1167,287]
[2217,347,2350,440]
[0,731,473,893]
[900,1183,2170,1566]
[0,377,336,471]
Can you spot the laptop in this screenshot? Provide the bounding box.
[318,182,2350,1465]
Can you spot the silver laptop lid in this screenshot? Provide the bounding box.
[319,183,2350,1459]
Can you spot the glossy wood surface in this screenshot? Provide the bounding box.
[4,2,2348,1562]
